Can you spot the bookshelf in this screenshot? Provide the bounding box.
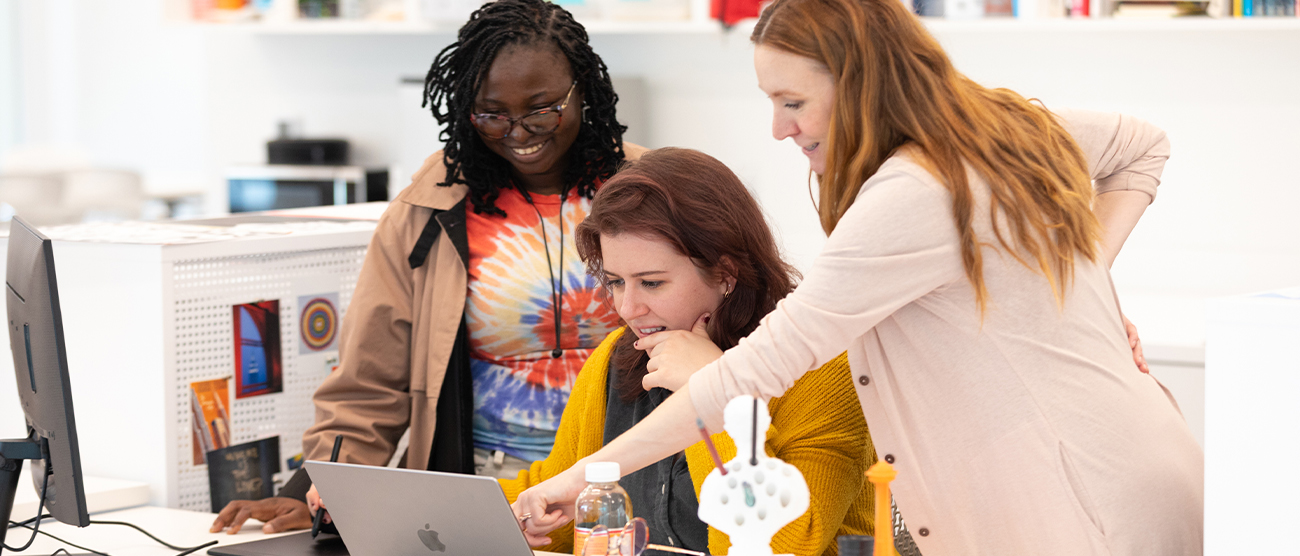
[186,18,1300,38]
[167,0,724,35]
[199,17,725,34]
[176,9,1300,36]
[922,15,1300,30]
[182,16,1300,37]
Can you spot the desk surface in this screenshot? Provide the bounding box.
[12,505,566,556]
[12,476,151,520]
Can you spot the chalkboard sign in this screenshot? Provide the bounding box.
[207,436,281,512]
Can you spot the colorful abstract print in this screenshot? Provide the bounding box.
[465,187,621,461]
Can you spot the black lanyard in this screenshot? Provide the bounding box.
[518,184,568,359]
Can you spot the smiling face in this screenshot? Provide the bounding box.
[600,233,729,339]
[474,41,584,195]
[754,45,836,175]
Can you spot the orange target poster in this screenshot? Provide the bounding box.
[298,293,339,355]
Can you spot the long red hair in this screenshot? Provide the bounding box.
[753,0,1101,311]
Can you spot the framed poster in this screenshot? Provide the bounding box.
[298,293,340,354]
[233,300,283,399]
[189,377,231,465]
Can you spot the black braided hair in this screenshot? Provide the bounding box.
[422,0,627,217]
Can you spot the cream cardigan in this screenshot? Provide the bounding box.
[689,109,1203,555]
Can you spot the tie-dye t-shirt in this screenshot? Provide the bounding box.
[465,186,621,461]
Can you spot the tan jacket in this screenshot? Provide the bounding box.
[303,144,647,470]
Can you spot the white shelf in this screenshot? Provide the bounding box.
[922,15,1300,32]
[205,17,725,35]
[184,14,1300,35]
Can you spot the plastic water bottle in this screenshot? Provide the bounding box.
[573,462,631,556]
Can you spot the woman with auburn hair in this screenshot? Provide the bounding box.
[514,0,1203,553]
[499,147,893,556]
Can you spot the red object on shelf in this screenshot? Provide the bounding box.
[712,0,765,26]
[1071,0,1090,16]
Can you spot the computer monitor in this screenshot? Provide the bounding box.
[1,216,89,548]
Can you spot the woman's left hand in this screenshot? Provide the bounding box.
[1123,314,1149,374]
[512,464,587,546]
[637,313,723,391]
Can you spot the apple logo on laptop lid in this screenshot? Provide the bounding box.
[418,523,446,553]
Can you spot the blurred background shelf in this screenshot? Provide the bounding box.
[185,14,1300,34]
[198,18,726,34]
[922,14,1300,29]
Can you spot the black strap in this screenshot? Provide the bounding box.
[439,200,469,269]
[428,318,475,474]
[408,209,445,269]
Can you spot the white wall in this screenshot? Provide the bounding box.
[6,3,1299,454]
[6,0,211,195]
[583,23,1300,345]
[17,11,1300,324]
[0,1,20,159]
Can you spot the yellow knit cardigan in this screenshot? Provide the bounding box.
[499,328,891,556]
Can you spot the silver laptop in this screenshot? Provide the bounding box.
[304,461,535,556]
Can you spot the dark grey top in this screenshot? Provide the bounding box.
[603,365,710,554]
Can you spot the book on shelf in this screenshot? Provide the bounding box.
[1222,0,1295,15]
[912,0,1036,18]
[1110,0,1211,17]
[909,0,1294,17]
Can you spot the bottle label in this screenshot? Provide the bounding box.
[573,525,618,555]
[574,526,593,556]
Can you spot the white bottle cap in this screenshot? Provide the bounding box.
[585,462,620,483]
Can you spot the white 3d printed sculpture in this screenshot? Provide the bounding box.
[697,395,810,556]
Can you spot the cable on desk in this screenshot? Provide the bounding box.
[4,520,109,556]
[87,520,206,552]
[8,515,218,556]
[2,460,51,552]
[173,540,218,556]
[6,513,50,529]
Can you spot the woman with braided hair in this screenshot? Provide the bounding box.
[210,0,646,534]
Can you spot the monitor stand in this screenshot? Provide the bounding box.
[0,437,44,551]
[0,438,119,556]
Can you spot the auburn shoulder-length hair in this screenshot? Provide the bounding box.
[753,0,1101,310]
[575,148,799,402]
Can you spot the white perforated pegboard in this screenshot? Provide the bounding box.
[169,246,366,512]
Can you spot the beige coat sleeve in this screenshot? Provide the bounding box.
[301,200,427,465]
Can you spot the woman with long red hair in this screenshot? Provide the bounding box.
[514,0,1202,553]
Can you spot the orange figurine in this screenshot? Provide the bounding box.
[865,461,897,556]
